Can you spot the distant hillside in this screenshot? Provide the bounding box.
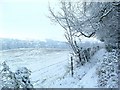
[0,38,69,50]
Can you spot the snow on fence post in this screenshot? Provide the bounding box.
[70,56,74,77]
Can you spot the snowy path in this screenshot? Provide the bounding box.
[74,49,107,88]
[77,49,106,88]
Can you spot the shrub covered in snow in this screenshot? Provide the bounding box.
[15,67,33,88]
[71,38,105,66]
[0,61,33,89]
[96,50,118,88]
[78,38,105,50]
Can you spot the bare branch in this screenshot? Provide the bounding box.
[48,4,68,31]
[99,7,113,22]
[80,31,95,38]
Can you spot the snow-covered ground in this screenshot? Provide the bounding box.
[0,48,70,87]
[0,48,107,88]
[48,49,106,88]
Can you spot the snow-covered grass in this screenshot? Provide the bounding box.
[0,48,70,88]
[0,48,110,88]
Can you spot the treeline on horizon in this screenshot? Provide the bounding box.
[0,38,69,50]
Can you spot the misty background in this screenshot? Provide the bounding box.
[0,0,65,41]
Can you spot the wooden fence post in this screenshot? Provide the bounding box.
[71,56,74,77]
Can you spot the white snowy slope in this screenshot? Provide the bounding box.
[0,48,107,88]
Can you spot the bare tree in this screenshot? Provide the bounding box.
[48,1,96,64]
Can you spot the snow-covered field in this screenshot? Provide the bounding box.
[0,48,70,87]
[0,48,107,88]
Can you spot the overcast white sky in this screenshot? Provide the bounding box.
[0,0,66,41]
